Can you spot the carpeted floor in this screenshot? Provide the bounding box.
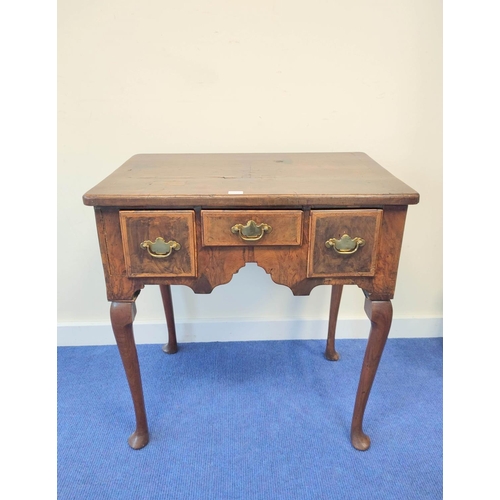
[57,338,442,499]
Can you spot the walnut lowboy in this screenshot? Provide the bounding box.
[83,152,419,451]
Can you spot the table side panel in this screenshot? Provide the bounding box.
[94,208,143,301]
[368,205,408,300]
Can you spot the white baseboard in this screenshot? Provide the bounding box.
[57,317,442,346]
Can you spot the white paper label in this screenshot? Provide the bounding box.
[228,191,244,194]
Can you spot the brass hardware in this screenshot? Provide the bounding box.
[140,237,181,258]
[231,220,272,241]
[325,234,365,254]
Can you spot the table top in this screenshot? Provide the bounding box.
[83,152,419,208]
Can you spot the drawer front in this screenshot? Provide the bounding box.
[119,211,197,277]
[201,210,303,246]
[308,210,382,277]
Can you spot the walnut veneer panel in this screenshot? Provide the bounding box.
[119,211,196,277]
[308,210,382,277]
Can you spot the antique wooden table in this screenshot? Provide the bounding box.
[83,152,419,451]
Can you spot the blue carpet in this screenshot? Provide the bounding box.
[57,338,442,499]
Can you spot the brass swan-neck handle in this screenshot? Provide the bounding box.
[140,237,181,258]
[231,220,272,242]
[325,234,365,255]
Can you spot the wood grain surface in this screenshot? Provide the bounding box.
[83,153,419,208]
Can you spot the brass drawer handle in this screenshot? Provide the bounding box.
[325,234,365,255]
[231,220,272,242]
[140,237,181,258]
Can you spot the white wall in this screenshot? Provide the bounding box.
[58,1,442,336]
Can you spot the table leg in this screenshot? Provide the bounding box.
[110,301,149,450]
[350,297,392,451]
[325,285,343,361]
[159,284,178,354]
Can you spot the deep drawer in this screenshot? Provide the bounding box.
[119,210,197,277]
[307,209,382,277]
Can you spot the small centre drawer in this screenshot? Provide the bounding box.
[119,210,197,277]
[201,210,303,246]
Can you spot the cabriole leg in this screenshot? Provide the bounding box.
[350,297,392,451]
[325,285,343,361]
[110,301,149,450]
[160,284,178,354]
